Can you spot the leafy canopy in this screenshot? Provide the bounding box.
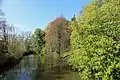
[69,0,120,79]
[32,28,45,54]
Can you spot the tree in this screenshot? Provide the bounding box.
[45,17,71,70]
[45,17,71,54]
[71,15,76,21]
[8,32,26,58]
[69,0,120,79]
[23,32,33,53]
[0,10,23,65]
[0,10,31,60]
[0,10,12,56]
[32,28,45,54]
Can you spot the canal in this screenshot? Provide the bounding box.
[0,55,81,80]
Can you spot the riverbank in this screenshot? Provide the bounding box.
[0,56,23,72]
[0,50,35,72]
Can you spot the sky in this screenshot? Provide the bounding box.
[1,0,91,32]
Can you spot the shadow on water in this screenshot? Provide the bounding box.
[0,57,22,73]
[0,55,81,80]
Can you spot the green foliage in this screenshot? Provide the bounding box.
[69,0,120,79]
[40,47,47,64]
[7,31,34,59]
[7,34,25,58]
[32,28,45,54]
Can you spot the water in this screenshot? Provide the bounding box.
[0,55,80,80]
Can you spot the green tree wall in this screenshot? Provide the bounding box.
[69,0,120,79]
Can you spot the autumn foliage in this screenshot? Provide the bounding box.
[45,17,71,54]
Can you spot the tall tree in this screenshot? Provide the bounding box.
[45,17,71,70]
[45,17,71,55]
[32,28,45,54]
[0,10,9,55]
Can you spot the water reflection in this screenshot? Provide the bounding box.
[0,55,80,80]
